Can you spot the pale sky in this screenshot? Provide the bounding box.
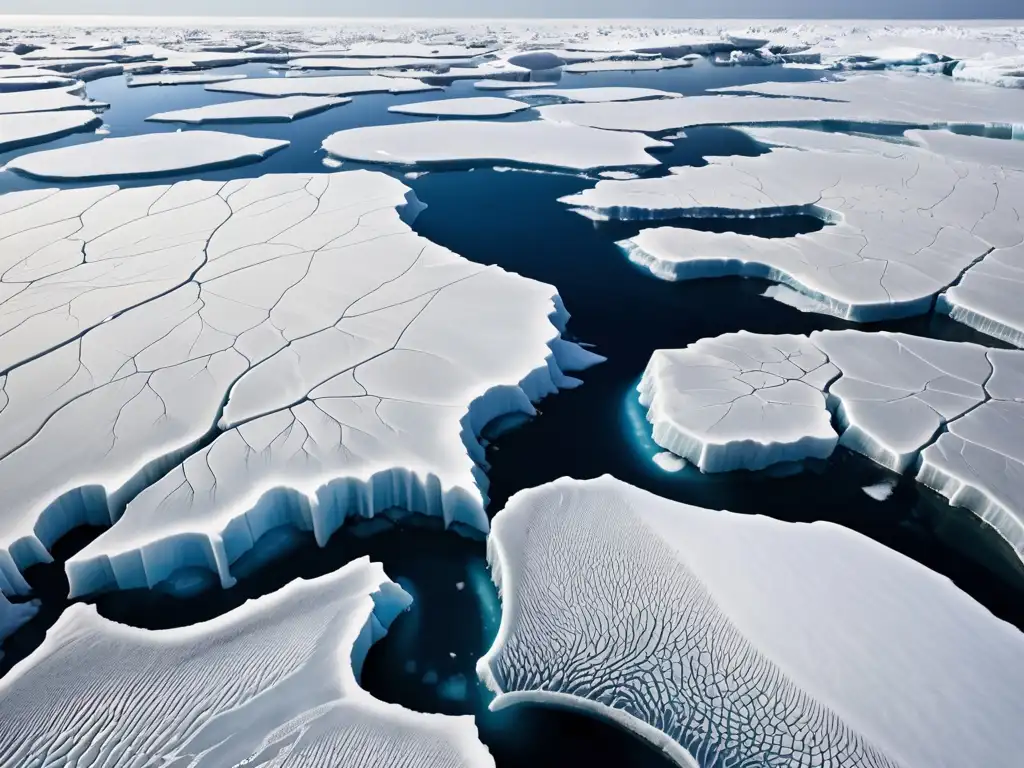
[1,0,1020,19]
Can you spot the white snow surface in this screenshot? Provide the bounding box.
[4,130,289,180]
[0,557,494,768]
[0,83,101,114]
[479,475,1024,768]
[387,96,530,118]
[474,79,553,90]
[206,74,438,97]
[638,330,1024,559]
[288,56,484,71]
[148,94,349,124]
[508,86,681,102]
[568,127,1024,324]
[127,71,247,87]
[537,72,1024,133]
[0,171,599,598]
[564,58,693,73]
[904,129,1024,170]
[322,120,669,171]
[0,110,101,152]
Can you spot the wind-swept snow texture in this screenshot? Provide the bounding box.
[4,131,289,180]
[0,171,599,599]
[568,127,1024,330]
[537,72,1024,133]
[206,74,439,97]
[0,558,494,768]
[147,95,350,124]
[387,96,530,118]
[479,476,1024,768]
[322,121,669,171]
[638,330,1024,559]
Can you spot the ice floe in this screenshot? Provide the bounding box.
[638,330,1024,558]
[639,333,839,473]
[5,130,289,180]
[0,557,494,768]
[479,475,1024,768]
[0,74,77,92]
[564,58,693,73]
[568,127,1024,324]
[388,96,530,118]
[537,72,1024,133]
[322,121,669,171]
[148,95,350,124]
[0,83,102,114]
[904,129,1024,170]
[508,86,681,103]
[288,56,484,71]
[0,109,102,152]
[0,171,599,598]
[206,74,439,97]
[474,79,553,91]
[951,55,1024,89]
[938,244,1024,348]
[127,71,248,87]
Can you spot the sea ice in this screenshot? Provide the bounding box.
[568,127,1023,323]
[0,74,77,92]
[388,96,531,118]
[0,83,102,114]
[563,58,693,73]
[4,131,289,180]
[508,86,681,102]
[474,79,554,90]
[537,72,1024,133]
[638,330,1024,558]
[938,244,1024,348]
[0,557,494,768]
[127,71,248,87]
[637,332,839,473]
[148,95,350,124]
[0,171,600,598]
[952,55,1024,89]
[904,129,1024,170]
[322,121,669,171]
[206,74,439,97]
[289,56,483,71]
[0,110,102,152]
[479,476,1024,768]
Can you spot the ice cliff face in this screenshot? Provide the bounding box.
[0,171,601,599]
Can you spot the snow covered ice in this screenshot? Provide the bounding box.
[479,476,1024,768]
[0,171,600,599]
[569,127,1024,329]
[0,110,101,152]
[638,330,1024,559]
[206,74,439,97]
[5,131,290,180]
[0,557,494,768]
[387,96,531,118]
[322,121,669,171]
[508,86,681,103]
[147,95,350,124]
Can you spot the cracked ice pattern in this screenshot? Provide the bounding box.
[638,332,839,473]
[639,330,1024,559]
[479,476,1024,768]
[0,171,597,599]
[0,557,494,768]
[567,128,1024,324]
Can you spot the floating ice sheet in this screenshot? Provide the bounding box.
[388,96,530,118]
[638,330,1024,559]
[0,110,102,152]
[0,557,494,768]
[563,58,693,73]
[148,95,350,124]
[0,83,102,114]
[537,72,1024,133]
[569,127,1024,324]
[4,130,289,180]
[508,86,681,102]
[127,71,248,87]
[0,171,600,598]
[206,74,439,97]
[480,476,1024,768]
[322,120,669,171]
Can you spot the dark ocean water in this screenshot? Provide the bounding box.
[2,58,1021,768]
